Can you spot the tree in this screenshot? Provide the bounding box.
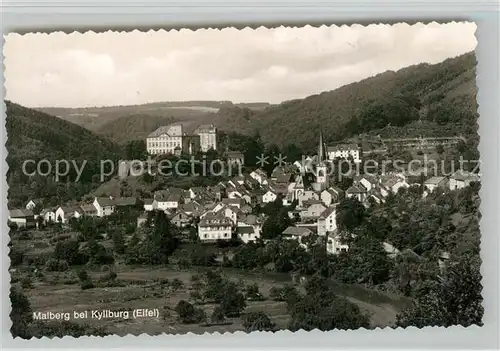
[245,283,264,301]
[220,282,247,317]
[175,300,206,324]
[397,254,483,327]
[211,306,225,324]
[77,269,94,290]
[10,287,33,338]
[261,207,291,240]
[242,312,276,332]
[336,198,366,232]
[112,230,126,254]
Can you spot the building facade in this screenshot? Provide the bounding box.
[146,124,184,155]
[194,124,217,152]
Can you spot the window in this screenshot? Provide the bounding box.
[204,234,208,238]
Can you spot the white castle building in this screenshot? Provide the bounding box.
[146,124,183,155]
[147,123,218,155]
[194,124,217,152]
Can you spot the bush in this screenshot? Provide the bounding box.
[211,306,225,324]
[21,277,34,290]
[175,300,206,324]
[171,278,184,292]
[45,259,69,272]
[246,283,264,301]
[242,312,276,332]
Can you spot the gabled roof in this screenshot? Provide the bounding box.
[9,209,34,218]
[424,176,446,185]
[95,197,115,207]
[236,226,255,234]
[327,144,359,152]
[115,197,140,206]
[451,170,480,182]
[80,204,97,212]
[148,124,183,138]
[319,206,336,219]
[282,226,312,237]
[346,185,367,194]
[143,198,154,205]
[59,205,82,214]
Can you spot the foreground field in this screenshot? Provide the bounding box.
[21,265,411,335]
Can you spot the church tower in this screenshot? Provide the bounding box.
[313,131,329,192]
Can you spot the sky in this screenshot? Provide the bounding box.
[4,22,477,108]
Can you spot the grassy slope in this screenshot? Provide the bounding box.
[5,101,123,207]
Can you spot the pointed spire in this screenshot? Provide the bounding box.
[318,130,325,162]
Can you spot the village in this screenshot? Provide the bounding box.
[8,123,481,258]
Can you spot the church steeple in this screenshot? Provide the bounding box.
[318,130,325,163]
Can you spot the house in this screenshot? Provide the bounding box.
[449,170,480,190]
[346,185,368,202]
[367,188,385,204]
[227,151,245,165]
[276,173,292,184]
[300,201,327,219]
[143,198,154,211]
[320,187,343,206]
[80,204,98,217]
[249,169,269,185]
[354,174,378,192]
[297,190,320,207]
[317,206,337,236]
[137,212,148,228]
[8,209,35,228]
[262,189,278,204]
[25,200,42,212]
[172,211,191,228]
[236,226,260,244]
[40,207,57,223]
[222,198,245,209]
[114,197,142,208]
[153,190,183,210]
[424,176,448,192]
[198,212,233,241]
[282,226,313,246]
[379,176,410,197]
[327,144,361,163]
[221,205,239,224]
[93,197,116,217]
[326,234,349,255]
[55,206,82,224]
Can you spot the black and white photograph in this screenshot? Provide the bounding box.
[4,22,483,338]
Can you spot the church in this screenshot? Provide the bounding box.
[312,131,329,192]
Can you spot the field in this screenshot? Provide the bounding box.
[11,228,412,335]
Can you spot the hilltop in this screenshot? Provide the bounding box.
[207,52,478,152]
[5,101,123,208]
[38,101,271,144]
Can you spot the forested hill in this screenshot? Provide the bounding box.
[5,101,123,208]
[208,52,478,151]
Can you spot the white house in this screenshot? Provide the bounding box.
[354,174,378,191]
[236,225,261,244]
[320,187,343,206]
[198,212,233,241]
[143,199,154,211]
[93,197,116,217]
[326,234,349,255]
[317,206,337,236]
[153,191,182,211]
[300,201,327,219]
[282,226,313,246]
[40,207,57,223]
[379,177,410,197]
[297,190,320,207]
[449,170,480,190]
[25,200,42,212]
[346,185,368,202]
[55,206,82,224]
[424,176,448,192]
[262,190,278,204]
[327,144,361,163]
[250,169,268,185]
[8,209,35,228]
[221,205,239,224]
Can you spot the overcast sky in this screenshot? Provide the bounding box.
[5,22,476,108]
